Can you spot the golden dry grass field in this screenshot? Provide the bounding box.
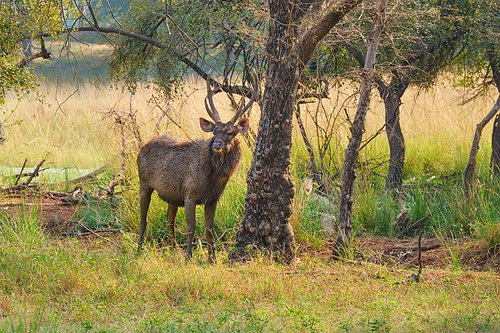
[1,76,495,173]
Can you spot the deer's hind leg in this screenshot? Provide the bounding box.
[138,185,153,254]
[167,204,178,248]
[184,199,197,260]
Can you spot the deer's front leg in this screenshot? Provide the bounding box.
[166,205,178,248]
[204,203,217,262]
[184,199,197,261]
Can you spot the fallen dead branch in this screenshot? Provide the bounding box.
[49,165,107,185]
[0,159,46,193]
[0,184,40,194]
[14,158,28,185]
[43,186,86,205]
[24,159,46,186]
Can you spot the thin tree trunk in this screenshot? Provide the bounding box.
[464,94,500,192]
[333,0,386,256]
[295,102,325,191]
[384,92,405,190]
[0,119,4,145]
[492,114,500,174]
[488,48,500,173]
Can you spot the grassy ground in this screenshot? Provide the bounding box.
[1,42,500,331]
[0,209,499,332]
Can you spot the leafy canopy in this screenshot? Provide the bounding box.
[0,0,79,105]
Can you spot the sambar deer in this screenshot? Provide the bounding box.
[137,72,254,261]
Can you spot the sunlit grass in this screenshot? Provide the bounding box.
[1,76,495,174]
[0,209,499,332]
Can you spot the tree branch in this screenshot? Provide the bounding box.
[299,0,365,69]
[343,41,387,91]
[86,0,99,27]
[487,46,500,93]
[18,37,51,68]
[464,94,500,191]
[36,26,254,98]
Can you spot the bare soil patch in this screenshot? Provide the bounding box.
[1,192,77,236]
[300,236,500,273]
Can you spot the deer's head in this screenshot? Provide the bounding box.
[200,71,254,153]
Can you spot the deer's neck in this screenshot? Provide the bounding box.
[202,138,242,177]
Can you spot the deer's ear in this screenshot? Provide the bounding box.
[200,117,215,132]
[236,118,249,134]
[236,118,250,134]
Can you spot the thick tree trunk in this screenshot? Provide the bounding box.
[229,1,303,263]
[384,92,405,191]
[492,114,500,174]
[333,0,386,255]
[464,95,500,191]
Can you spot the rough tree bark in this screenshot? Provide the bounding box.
[488,48,500,173]
[492,114,500,174]
[229,0,364,263]
[229,3,300,261]
[383,90,405,190]
[464,94,500,192]
[332,0,386,256]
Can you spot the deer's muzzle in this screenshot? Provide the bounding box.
[213,140,224,151]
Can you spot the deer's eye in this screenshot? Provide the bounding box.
[227,131,234,136]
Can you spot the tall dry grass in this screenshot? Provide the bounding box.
[2,77,496,173]
[1,77,262,168]
[296,81,497,177]
[1,77,498,243]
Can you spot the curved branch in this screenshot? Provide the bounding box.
[464,94,500,192]
[18,37,51,68]
[342,42,387,92]
[36,26,254,98]
[299,0,364,69]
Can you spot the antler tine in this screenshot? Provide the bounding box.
[205,70,221,123]
[230,86,255,124]
[204,98,217,122]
